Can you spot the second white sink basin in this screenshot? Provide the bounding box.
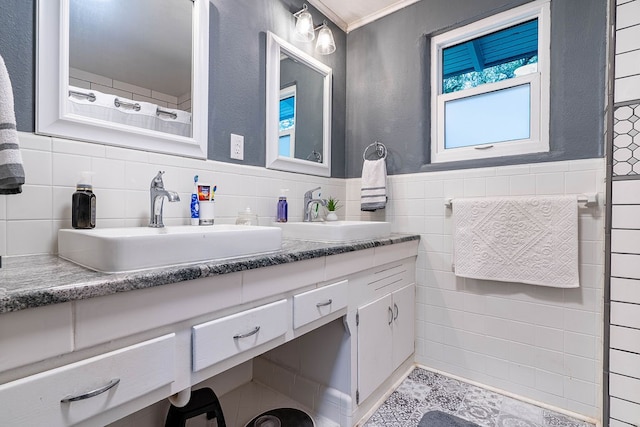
[58,225,283,273]
[274,220,391,243]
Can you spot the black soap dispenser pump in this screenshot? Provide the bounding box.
[72,171,96,229]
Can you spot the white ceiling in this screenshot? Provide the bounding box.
[307,0,422,33]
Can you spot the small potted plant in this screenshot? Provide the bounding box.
[325,196,341,221]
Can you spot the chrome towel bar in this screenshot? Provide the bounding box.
[444,193,598,208]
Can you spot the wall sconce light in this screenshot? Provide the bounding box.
[315,21,336,55]
[293,4,315,42]
[293,4,336,55]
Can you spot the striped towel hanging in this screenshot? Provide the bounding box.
[361,158,387,211]
[0,54,25,195]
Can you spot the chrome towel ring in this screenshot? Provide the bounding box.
[363,141,387,160]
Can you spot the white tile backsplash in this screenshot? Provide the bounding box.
[6,220,53,256]
[52,152,92,187]
[509,174,536,195]
[91,157,126,190]
[21,149,52,185]
[0,221,6,256]
[535,173,565,195]
[52,137,106,158]
[6,185,52,220]
[4,132,344,257]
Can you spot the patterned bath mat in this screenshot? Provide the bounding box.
[418,410,480,427]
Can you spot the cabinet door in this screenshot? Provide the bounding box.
[357,293,393,404]
[392,283,415,369]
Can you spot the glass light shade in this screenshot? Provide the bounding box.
[295,10,315,42]
[315,23,336,55]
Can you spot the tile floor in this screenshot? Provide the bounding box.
[364,367,596,427]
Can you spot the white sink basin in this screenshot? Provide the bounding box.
[58,225,283,273]
[273,220,391,243]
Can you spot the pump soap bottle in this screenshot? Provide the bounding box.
[276,189,288,222]
[72,171,96,229]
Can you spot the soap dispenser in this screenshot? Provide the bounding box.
[72,171,96,229]
[276,189,288,223]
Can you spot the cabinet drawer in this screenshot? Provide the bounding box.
[293,280,348,329]
[192,299,287,372]
[0,334,175,426]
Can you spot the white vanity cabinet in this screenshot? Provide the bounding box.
[0,334,176,426]
[354,261,416,405]
[0,238,419,426]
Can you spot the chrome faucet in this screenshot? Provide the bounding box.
[149,171,180,228]
[303,186,327,222]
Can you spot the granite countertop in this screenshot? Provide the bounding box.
[0,234,419,314]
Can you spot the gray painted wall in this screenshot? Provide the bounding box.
[0,0,347,177]
[345,0,607,177]
[208,0,346,176]
[0,0,34,132]
[0,0,606,179]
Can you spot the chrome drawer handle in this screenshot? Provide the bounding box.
[388,307,393,325]
[394,303,399,321]
[474,145,494,150]
[316,299,333,308]
[61,378,120,403]
[233,326,260,339]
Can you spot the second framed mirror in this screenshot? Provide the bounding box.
[266,32,332,177]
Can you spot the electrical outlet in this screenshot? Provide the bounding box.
[230,133,244,160]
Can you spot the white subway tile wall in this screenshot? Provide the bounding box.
[610,181,640,426]
[615,0,640,103]
[609,1,640,425]
[346,157,606,418]
[0,132,345,257]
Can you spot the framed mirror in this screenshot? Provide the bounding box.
[266,32,332,177]
[36,0,209,159]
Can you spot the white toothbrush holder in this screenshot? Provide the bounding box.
[199,201,215,225]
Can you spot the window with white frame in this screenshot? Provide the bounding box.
[430,0,550,163]
[279,85,297,157]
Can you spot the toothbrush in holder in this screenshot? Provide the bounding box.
[190,175,199,225]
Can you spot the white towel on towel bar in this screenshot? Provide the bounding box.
[361,158,387,211]
[453,195,579,288]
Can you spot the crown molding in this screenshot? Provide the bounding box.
[306,0,349,32]
[345,0,422,32]
[308,0,422,33]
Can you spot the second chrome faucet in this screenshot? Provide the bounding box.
[303,186,327,222]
